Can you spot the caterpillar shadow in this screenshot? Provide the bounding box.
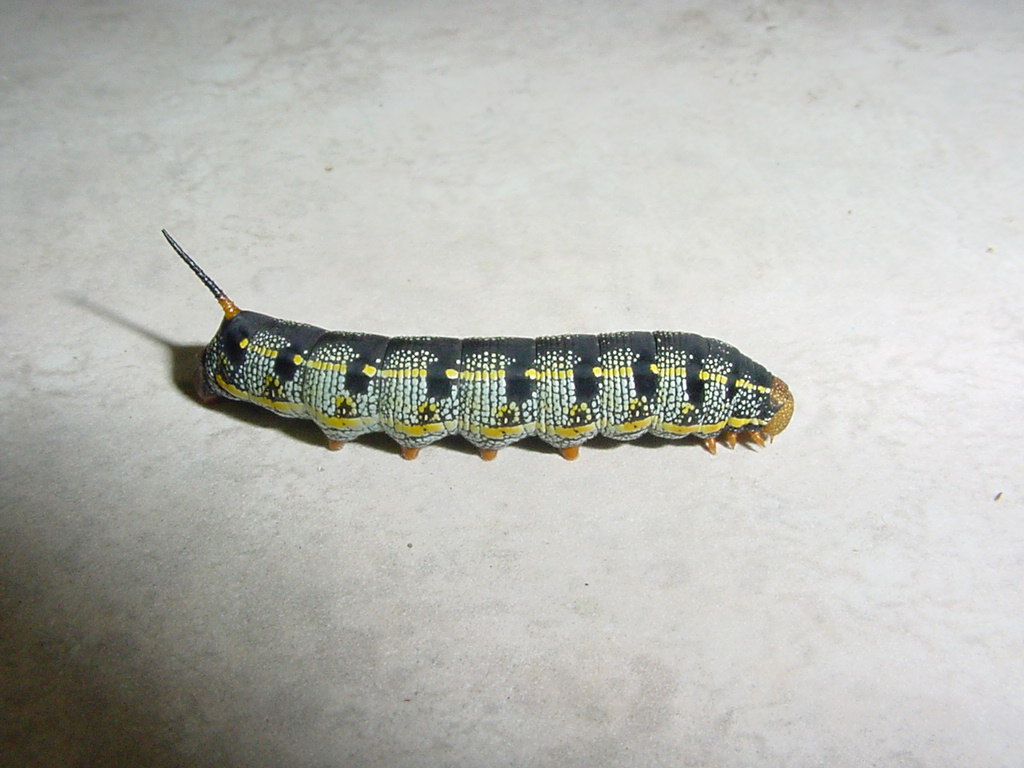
[67,294,397,454]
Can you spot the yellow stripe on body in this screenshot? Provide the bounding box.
[655,420,721,436]
[215,375,307,415]
[726,416,767,429]
[475,424,533,440]
[306,359,347,373]
[655,416,768,436]
[548,424,598,439]
[698,370,728,385]
[735,378,770,393]
[312,413,378,430]
[604,416,654,434]
[461,369,506,381]
[600,365,634,378]
[383,420,456,437]
[248,342,279,359]
[467,367,606,381]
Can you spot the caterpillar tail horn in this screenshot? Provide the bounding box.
[162,229,241,319]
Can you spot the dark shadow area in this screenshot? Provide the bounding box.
[68,295,398,455]
[585,433,761,454]
[585,433,689,452]
[0,596,202,767]
[0,489,369,768]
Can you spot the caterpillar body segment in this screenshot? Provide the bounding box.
[165,231,794,460]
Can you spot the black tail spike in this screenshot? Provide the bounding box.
[163,229,240,318]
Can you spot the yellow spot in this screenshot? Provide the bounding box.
[592,366,603,377]
[680,402,695,414]
[650,364,660,374]
[417,401,440,419]
[362,364,377,376]
[492,403,521,426]
[239,337,249,349]
[292,354,304,365]
[445,368,459,380]
[525,368,539,380]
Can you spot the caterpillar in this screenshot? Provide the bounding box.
[164,230,794,461]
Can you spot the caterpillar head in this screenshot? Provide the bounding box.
[764,377,794,438]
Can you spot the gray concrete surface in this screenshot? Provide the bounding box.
[2,1,1022,766]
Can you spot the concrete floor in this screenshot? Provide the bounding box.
[2,1,1022,766]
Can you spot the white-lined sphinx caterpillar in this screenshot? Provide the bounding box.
[165,231,794,460]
